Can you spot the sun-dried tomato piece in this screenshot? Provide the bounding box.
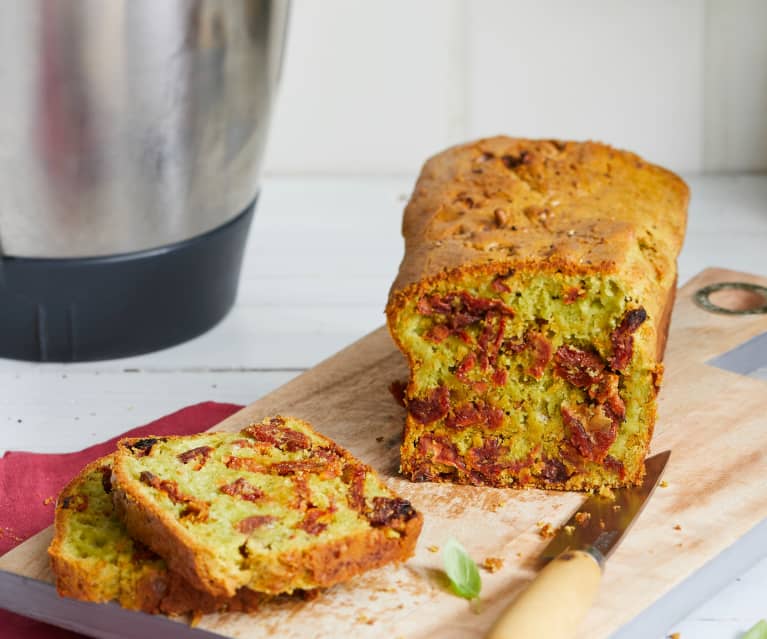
[125,437,166,458]
[444,402,504,431]
[238,515,277,534]
[291,476,312,510]
[540,458,570,483]
[139,471,209,520]
[455,353,477,383]
[451,311,484,330]
[269,459,334,477]
[467,442,537,486]
[297,504,336,536]
[477,312,507,369]
[417,293,514,338]
[467,438,509,480]
[526,332,553,378]
[554,345,606,388]
[561,405,617,463]
[491,276,511,293]
[242,421,312,452]
[224,456,265,473]
[603,455,626,480]
[417,294,454,315]
[367,497,417,530]
[417,434,466,472]
[61,493,88,512]
[99,466,113,495]
[342,464,367,512]
[177,445,213,469]
[459,293,515,317]
[408,385,450,424]
[589,373,626,426]
[425,323,451,343]
[220,478,264,502]
[410,462,439,482]
[609,307,647,372]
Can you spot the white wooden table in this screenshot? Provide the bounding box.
[2,174,766,638]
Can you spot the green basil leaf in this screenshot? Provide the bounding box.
[442,537,482,600]
[743,620,767,639]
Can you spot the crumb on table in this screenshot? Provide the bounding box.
[598,485,615,500]
[612,504,621,512]
[356,613,375,625]
[537,521,556,539]
[668,633,680,639]
[574,511,591,526]
[673,524,682,531]
[43,496,55,506]
[375,436,385,443]
[660,480,669,488]
[482,557,504,573]
[563,525,575,535]
[487,498,506,512]
[427,545,439,553]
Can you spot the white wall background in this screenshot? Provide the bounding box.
[263,0,767,176]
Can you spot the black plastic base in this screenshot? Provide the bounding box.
[0,201,255,362]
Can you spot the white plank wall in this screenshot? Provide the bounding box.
[264,0,767,176]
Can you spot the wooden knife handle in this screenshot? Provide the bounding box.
[485,549,602,639]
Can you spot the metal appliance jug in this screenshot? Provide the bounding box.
[0,0,288,361]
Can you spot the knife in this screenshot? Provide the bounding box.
[486,450,671,639]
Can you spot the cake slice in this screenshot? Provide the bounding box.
[48,455,262,615]
[386,137,688,490]
[111,416,423,598]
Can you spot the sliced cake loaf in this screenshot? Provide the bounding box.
[387,137,688,490]
[111,416,423,598]
[47,455,262,615]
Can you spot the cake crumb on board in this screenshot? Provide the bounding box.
[482,557,504,573]
[537,521,556,539]
[356,613,375,625]
[427,545,439,553]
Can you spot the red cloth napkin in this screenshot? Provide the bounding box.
[0,401,243,639]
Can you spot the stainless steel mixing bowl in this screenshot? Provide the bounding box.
[0,0,288,258]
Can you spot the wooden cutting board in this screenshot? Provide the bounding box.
[2,268,767,639]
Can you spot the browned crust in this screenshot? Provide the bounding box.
[48,457,119,603]
[387,136,689,298]
[48,455,262,615]
[112,421,423,598]
[655,273,678,362]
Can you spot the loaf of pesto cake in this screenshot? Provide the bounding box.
[386,137,688,490]
[48,455,262,615]
[111,416,423,597]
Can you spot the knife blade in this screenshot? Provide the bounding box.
[486,450,671,639]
